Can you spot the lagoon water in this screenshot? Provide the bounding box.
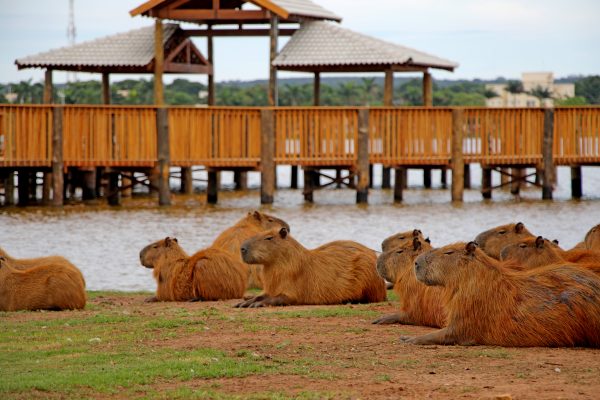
[1,165,599,291]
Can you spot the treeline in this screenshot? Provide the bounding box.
[1,76,599,106]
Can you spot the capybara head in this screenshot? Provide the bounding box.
[139,237,180,269]
[499,236,561,268]
[240,227,291,265]
[245,211,290,233]
[377,237,431,283]
[381,229,428,253]
[414,242,481,287]
[474,222,534,259]
[584,224,600,250]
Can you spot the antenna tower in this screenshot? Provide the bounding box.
[67,0,77,82]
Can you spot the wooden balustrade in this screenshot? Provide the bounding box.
[554,107,600,165]
[0,105,53,166]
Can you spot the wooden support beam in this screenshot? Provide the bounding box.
[313,72,320,106]
[234,171,247,191]
[500,167,509,188]
[511,168,523,195]
[542,108,554,200]
[481,167,492,199]
[107,171,121,206]
[156,9,269,21]
[156,108,171,205]
[207,171,218,204]
[44,69,53,104]
[368,164,374,189]
[384,69,394,106]
[101,72,110,104]
[423,71,432,107]
[440,167,447,188]
[154,19,164,106]
[356,109,369,204]
[180,167,193,194]
[303,168,314,202]
[17,170,30,206]
[394,167,405,203]
[268,15,279,106]
[185,28,297,37]
[207,25,215,106]
[335,169,342,188]
[290,166,298,189]
[260,109,275,204]
[42,172,52,205]
[381,167,391,189]
[4,172,15,205]
[423,167,432,188]
[571,166,582,199]
[451,109,464,202]
[82,170,97,200]
[464,164,471,189]
[52,107,64,207]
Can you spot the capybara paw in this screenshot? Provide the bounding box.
[144,296,158,303]
[400,335,417,344]
[248,301,266,308]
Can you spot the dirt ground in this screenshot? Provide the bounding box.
[6,293,600,399]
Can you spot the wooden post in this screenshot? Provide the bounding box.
[382,167,391,189]
[101,72,110,105]
[290,166,298,189]
[481,167,492,199]
[500,167,509,188]
[156,108,171,205]
[261,109,275,204]
[180,167,193,194]
[368,164,374,189]
[51,107,64,206]
[440,167,447,188]
[384,69,394,106]
[571,166,582,199]
[81,170,96,200]
[356,109,369,204]
[17,170,30,206]
[335,168,342,188]
[313,72,320,106]
[4,172,15,205]
[511,168,523,195]
[402,168,408,189]
[423,167,432,188]
[451,109,464,202]
[234,171,247,191]
[207,171,218,204]
[423,71,433,106]
[464,164,471,189]
[44,69,53,103]
[107,170,120,206]
[394,167,405,203]
[154,19,164,106]
[303,168,314,202]
[268,15,279,106]
[542,108,554,200]
[207,25,215,106]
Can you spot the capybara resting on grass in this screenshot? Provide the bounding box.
[474,222,535,259]
[401,242,600,347]
[140,237,247,302]
[373,238,446,327]
[212,211,290,289]
[500,236,600,272]
[381,229,427,253]
[584,224,600,251]
[0,256,86,311]
[0,246,80,272]
[236,228,386,307]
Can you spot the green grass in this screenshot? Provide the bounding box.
[270,306,379,319]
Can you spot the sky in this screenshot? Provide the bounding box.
[1,0,599,85]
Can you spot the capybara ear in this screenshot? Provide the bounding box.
[413,238,422,251]
[425,237,431,244]
[165,237,176,247]
[253,210,262,221]
[535,236,545,248]
[515,222,525,233]
[466,241,478,255]
[413,229,421,237]
[279,227,288,239]
[552,239,559,245]
[0,256,5,266]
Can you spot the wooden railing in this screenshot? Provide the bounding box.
[63,106,157,167]
[554,107,600,165]
[169,107,261,167]
[1,105,599,169]
[0,105,53,167]
[274,108,358,166]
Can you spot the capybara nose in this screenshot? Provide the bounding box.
[241,246,248,255]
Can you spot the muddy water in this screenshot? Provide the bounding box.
[1,166,599,291]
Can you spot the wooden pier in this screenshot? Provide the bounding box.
[0,105,599,206]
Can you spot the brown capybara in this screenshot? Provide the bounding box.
[373,238,446,327]
[212,211,290,289]
[139,237,247,302]
[236,227,386,307]
[0,246,80,272]
[381,229,427,253]
[474,222,535,259]
[500,236,600,273]
[0,256,86,311]
[584,224,600,251]
[401,242,600,347]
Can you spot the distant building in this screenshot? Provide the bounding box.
[486,72,575,107]
[4,92,18,103]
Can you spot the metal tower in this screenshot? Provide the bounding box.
[67,0,77,82]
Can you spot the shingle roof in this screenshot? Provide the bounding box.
[266,0,341,21]
[15,24,179,71]
[273,21,458,71]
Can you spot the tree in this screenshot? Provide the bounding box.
[484,88,498,98]
[505,80,524,94]
[575,76,600,104]
[360,77,379,106]
[555,96,588,106]
[338,82,359,105]
[528,85,553,105]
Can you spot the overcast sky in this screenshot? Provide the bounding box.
[1,0,599,85]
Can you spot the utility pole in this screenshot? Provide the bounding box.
[67,0,77,82]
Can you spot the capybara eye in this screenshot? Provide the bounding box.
[444,251,455,255]
[268,219,274,222]
[519,243,527,248]
[396,249,404,254]
[153,245,158,249]
[498,230,507,235]
[265,236,274,241]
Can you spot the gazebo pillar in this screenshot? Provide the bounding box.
[101,72,110,104]
[268,15,279,106]
[423,70,432,106]
[207,24,215,106]
[313,72,320,106]
[154,19,164,105]
[42,69,54,205]
[382,69,394,189]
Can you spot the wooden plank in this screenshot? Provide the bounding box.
[384,69,394,106]
[542,108,554,200]
[356,109,369,203]
[51,107,63,206]
[313,72,320,106]
[44,70,53,104]
[451,109,464,202]
[185,28,297,37]
[207,26,215,106]
[156,107,171,205]
[268,15,279,106]
[154,20,164,106]
[156,9,269,21]
[261,109,275,204]
[423,71,432,107]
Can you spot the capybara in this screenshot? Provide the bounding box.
[0,246,80,272]
[500,236,600,272]
[236,227,386,307]
[401,242,600,347]
[0,256,86,311]
[373,238,446,327]
[474,222,535,259]
[212,211,290,289]
[381,229,427,253]
[584,224,600,251]
[139,237,247,302]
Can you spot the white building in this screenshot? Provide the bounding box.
[486,72,575,107]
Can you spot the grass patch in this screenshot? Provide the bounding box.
[466,348,512,359]
[270,306,378,319]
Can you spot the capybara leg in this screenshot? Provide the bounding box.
[144,296,159,303]
[400,328,457,345]
[248,295,291,308]
[235,294,266,308]
[372,312,411,325]
[188,298,203,302]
